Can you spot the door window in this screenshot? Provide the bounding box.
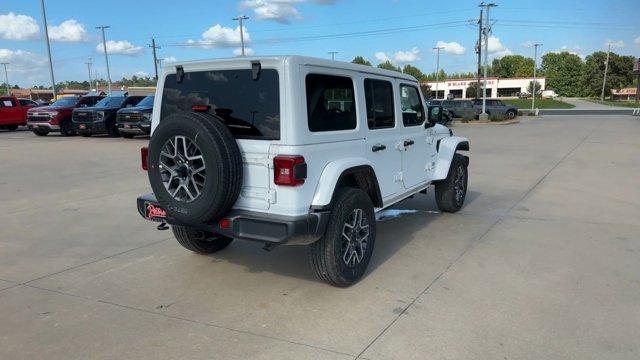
[399,85,425,127]
[306,74,356,132]
[1,98,16,107]
[364,79,394,130]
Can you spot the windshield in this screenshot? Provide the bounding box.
[135,96,154,107]
[161,69,280,140]
[95,96,125,108]
[51,97,79,107]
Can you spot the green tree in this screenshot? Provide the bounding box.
[527,80,542,95]
[581,51,635,97]
[541,52,584,97]
[491,55,535,78]
[402,64,426,81]
[377,60,401,72]
[420,83,432,99]
[351,56,372,66]
[425,69,447,81]
[466,82,479,99]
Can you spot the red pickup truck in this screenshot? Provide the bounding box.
[27,95,104,136]
[0,96,38,131]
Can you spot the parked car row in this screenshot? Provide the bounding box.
[428,99,519,120]
[8,93,155,138]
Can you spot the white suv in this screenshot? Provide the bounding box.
[137,56,469,286]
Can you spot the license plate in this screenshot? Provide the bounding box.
[79,124,86,130]
[124,124,131,129]
[145,202,166,221]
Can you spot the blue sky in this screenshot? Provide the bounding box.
[1,0,639,87]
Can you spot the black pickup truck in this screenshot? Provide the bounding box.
[72,95,145,137]
[116,95,154,138]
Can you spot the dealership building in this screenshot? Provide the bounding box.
[423,77,546,99]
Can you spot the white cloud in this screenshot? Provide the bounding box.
[233,47,255,56]
[96,40,144,55]
[375,47,420,63]
[134,71,149,77]
[435,41,465,55]
[0,48,47,84]
[520,41,534,48]
[485,36,512,58]
[393,47,420,62]
[635,37,640,48]
[164,56,177,63]
[241,0,335,23]
[606,39,625,48]
[374,51,390,62]
[190,25,250,48]
[0,12,39,40]
[48,20,88,42]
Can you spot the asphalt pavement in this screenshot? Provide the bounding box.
[0,115,639,359]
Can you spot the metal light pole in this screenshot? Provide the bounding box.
[40,0,57,99]
[96,25,112,94]
[600,43,611,101]
[1,63,9,95]
[328,51,338,60]
[433,46,444,99]
[232,15,249,56]
[479,2,497,117]
[149,38,161,80]
[531,43,542,111]
[476,8,483,99]
[85,57,93,90]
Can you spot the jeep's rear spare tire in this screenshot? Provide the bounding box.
[147,112,243,223]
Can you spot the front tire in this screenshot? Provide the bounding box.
[310,188,376,287]
[59,119,76,136]
[33,128,49,136]
[435,153,468,213]
[120,132,135,139]
[505,109,517,119]
[5,125,18,131]
[172,225,233,254]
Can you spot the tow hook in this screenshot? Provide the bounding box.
[157,222,169,231]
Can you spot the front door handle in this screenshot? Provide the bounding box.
[371,144,387,152]
[403,139,415,147]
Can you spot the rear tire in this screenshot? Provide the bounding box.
[435,153,468,213]
[32,128,49,136]
[310,188,376,287]
[107,121,120,137]
[172,225,233,254]
[6,125,18,131]
[80,133,92,137]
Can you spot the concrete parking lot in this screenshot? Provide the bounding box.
[0,115,639,359]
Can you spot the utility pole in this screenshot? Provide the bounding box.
[531,43,542,112]
[149,38,161,80]
[476,8,483,99]
[433,46,444,99]
[156,58,164,68]
[40,0,57,99]
[96,25,112,94]
[1,63,9,95]
[479,2,497,117]
[232,15,249,56]
[85,57,93,90]
[328,51,338,60]
[600,43,611,101]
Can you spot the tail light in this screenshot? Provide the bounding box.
[273,155,306,186]
[141,147,149,171]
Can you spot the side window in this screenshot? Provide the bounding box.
[1,98,16,107]
[306,74,356,132]
[464,101,473,108]
[399,85,425,127]
[364,78,394,129]
[18,99,29,106]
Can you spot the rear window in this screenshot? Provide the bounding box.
[161,69,280,140]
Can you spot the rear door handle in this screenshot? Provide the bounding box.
[403,140,415,147]
[371,144,387,152]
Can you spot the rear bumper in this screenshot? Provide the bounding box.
[136,193,329,246]
[27,122,60,131]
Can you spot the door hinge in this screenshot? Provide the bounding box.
[394,172,404,182]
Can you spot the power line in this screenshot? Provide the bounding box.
[232,15,249,56]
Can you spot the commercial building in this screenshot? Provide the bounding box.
[423,77,546,99]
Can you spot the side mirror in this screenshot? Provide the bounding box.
[427,105,442,126]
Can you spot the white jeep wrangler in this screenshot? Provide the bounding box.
[137,56,469,287]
